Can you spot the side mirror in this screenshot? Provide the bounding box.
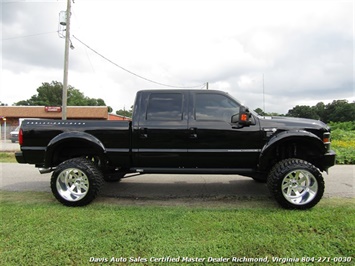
[231,106,252,126]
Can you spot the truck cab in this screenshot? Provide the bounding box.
[131,90,262,171]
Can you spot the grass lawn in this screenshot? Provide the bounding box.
[0,152,16,163]
[1,191,354,266]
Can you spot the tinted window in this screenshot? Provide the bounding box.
[146,93,183,121]
[195,93,239,122]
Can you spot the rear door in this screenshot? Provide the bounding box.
[132,91,188,167]
[187,91,262,168]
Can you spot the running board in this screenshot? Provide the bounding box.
[130,167,256,175]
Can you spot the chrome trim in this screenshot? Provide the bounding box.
[134,149,261,153]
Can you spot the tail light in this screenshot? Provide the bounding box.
[19,128,23,146]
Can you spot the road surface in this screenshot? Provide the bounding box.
[0,140,20,152]
[0,163,353,200]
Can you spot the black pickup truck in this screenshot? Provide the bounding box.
[16,89,336,209]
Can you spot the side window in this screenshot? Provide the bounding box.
[195,93,240,122]
[146,93,183,121]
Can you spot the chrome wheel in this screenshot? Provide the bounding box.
[281,169,318,205]
[51,158,104,206]
[268,159,324,209]
[56,168,90,202]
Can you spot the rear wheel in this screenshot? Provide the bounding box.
[267,158,324,210]
[50,158,104,206]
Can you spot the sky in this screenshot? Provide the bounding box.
[1,0,354,114]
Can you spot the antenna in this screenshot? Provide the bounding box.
[263,74,265,114]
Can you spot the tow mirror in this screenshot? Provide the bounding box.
[231,106,252,126]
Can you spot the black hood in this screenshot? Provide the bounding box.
[258,116,330,132]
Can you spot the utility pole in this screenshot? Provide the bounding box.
[263,74,265,114]
[62,0,72,120]
[206,82,209,90]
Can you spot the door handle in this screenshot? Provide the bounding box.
[189,127,197,139]
[139,127,148,138]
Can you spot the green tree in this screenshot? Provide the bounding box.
[286,100,355,123]
[287,105,318,120]
[16,81,63,106]
[15,81,108,107]
[324,100,355,123]
[254,108,266,116]
[67,88,87,106]
[116,106,133,118]
[254,108,283,117]
[312,102,325,121]
[268,112,284,117]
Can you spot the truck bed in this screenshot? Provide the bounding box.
[19,120,131,166]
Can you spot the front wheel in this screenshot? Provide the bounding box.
[50,158,104,206]
[267,159,324,210]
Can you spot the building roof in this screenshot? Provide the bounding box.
[0,106,108,119]
[108,113,131,121]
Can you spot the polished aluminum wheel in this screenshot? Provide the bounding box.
[281,169,318,205]
[56,168,89,202]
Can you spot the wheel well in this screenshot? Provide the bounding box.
[261,139,325,173]
[50,140,105,167]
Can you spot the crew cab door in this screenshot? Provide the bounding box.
[132,91,188,167]
[187,91,262,168]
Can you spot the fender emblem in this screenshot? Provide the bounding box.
[264,128,277,132]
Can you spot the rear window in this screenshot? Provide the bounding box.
[146,93,183,121]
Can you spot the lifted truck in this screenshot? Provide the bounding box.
[16,90,336,209]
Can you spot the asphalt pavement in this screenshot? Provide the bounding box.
[1,162,353,199]
[1,140,353,200]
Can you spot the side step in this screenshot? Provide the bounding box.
[130,167,256,176]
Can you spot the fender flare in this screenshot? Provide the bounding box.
[258,130,325,171]
[45,131,106,167]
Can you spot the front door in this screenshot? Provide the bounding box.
[187,91,262,169]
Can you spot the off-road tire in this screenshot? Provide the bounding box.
[50,157,104,206]
[267,158,324,210]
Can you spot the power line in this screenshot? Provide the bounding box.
[1,31,58,41]
[72,35,207,89]
[2,0,66,3]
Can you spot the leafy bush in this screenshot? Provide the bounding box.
[329,122,355,164]
[329,121,355,131]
